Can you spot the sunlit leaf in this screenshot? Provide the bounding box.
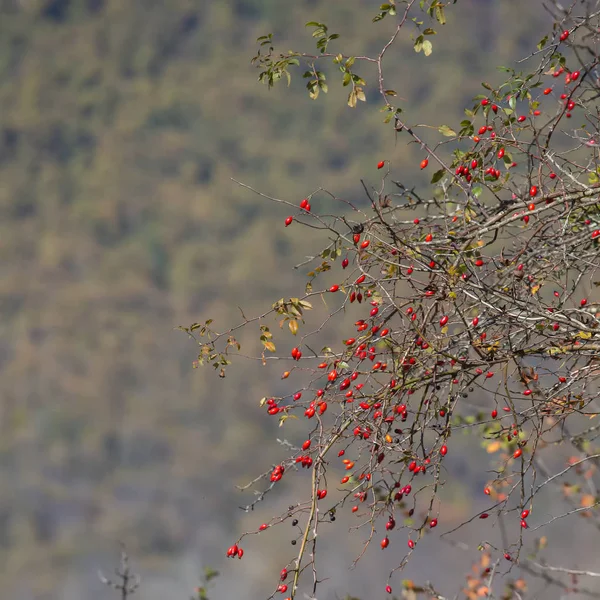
[486,440,502,454]
[263,340,276,352]
[438,125,456,136]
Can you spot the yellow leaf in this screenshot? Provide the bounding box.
[538,536,547,549]
[263,340,276,352]
[486,341,500,352]
[514,579,527,592]
[577,331,593,339]
[531,284,540,295]
[289,320,299,335]
[580,493,596,508]
[486,440,502,454]
[279,414,298,427]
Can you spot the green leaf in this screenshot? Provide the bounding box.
[423,28,437,35]
[288,305,302,317]
[431,169,445,183]
[384,89,397,96]
[537,35,548,50]
[422,40,433,56]
[438,125,456,137]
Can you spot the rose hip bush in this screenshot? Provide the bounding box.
[183,2,600,599]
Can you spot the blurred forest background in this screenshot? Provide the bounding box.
[1,1,596,599]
